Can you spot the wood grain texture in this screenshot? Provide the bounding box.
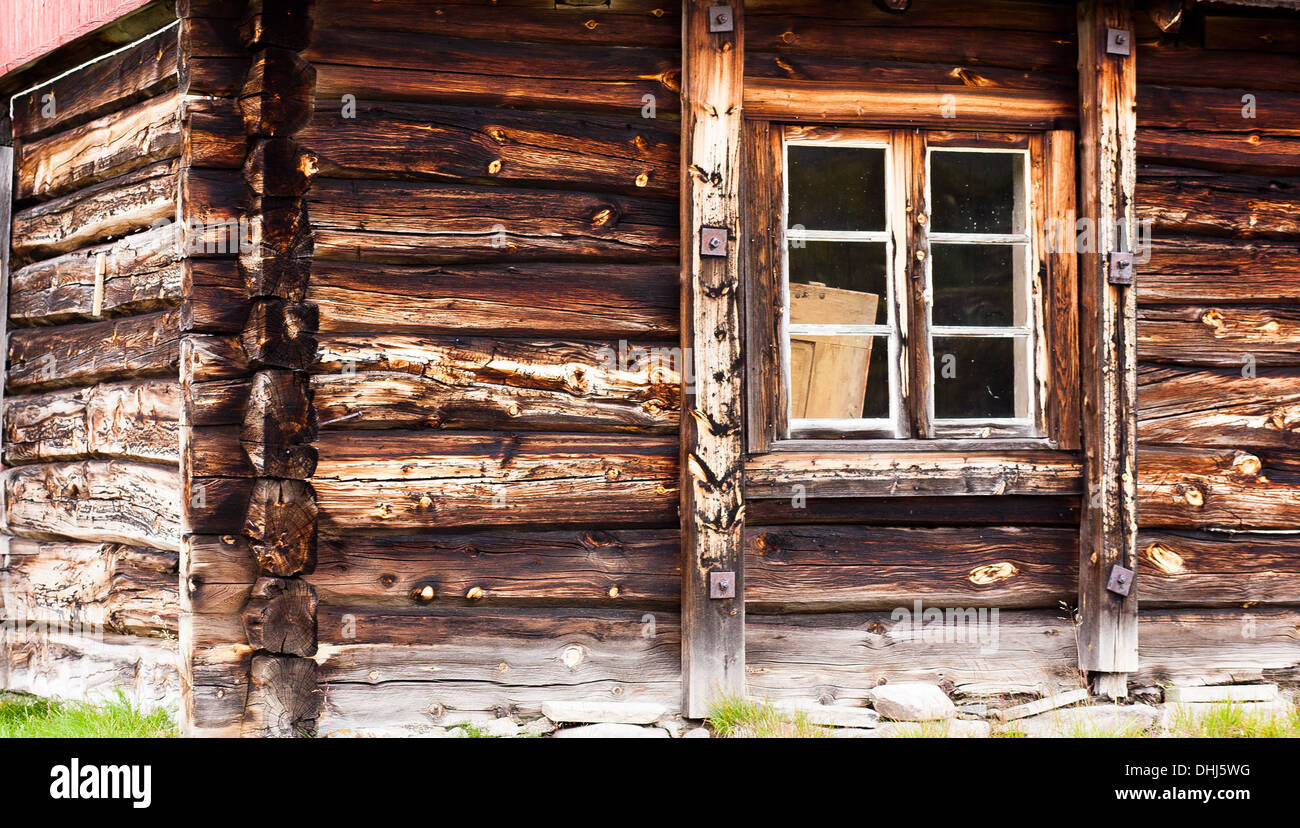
[1138,304,1300,366]
[1138,238,1300,304]
[1138,445,1300,530]
[1137,529,1300,607]
[1139,364,1300,450]
[8,309,181,392]
[745,452,1083,498]
[4,378,179,466]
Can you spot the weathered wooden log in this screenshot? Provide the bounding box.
[309,178,677,265]
[744,452,1084,498]
[242,577,318,656]
[15,92,182,202]
[182,333,252,383]
[3,379,180,466]
[183,258,248,333]
[1139,238,1300,304]
[240,0,315,51]
[242,369,315,448]
[4,460,182,550]
[183,96,247,169]
[744,526,1077,612]
[182,535,257,615]
[8,310,181,392]
[1139,364,1300,450]
[185,476,254,535]
[1137,169,1300,239]
[8,223,183,325]
[312,334,678,433]
[240,196,312,299]
[243,477,317,576]
[2,628,180,710]
[312,431,678,531]
[178,611,250,737]
[1139,43,1300,94]
[302,101,677,197]
[179,13,244,59]
[1203,14,1300,53]
[307,261,677,337]
[240,47,316,137]
[749,0,1074,30]
[9,28,179,140]
[179,56,250,98]
[241,299,319,369]
[1138,85,1300,135]
[1137,130,1300,176]
[244,137,317,197]
[179,168,248,253]
[1137,529,1300,606]
[9,159,178,262]
[1144,0,1185,33]
[186,378,252,426]
[1138,445,1300,529]
[187,425,256,478]
[242,654,318,737]
[746,494,1081,525]
[1137,305,1300,366]
[306,529,679,608]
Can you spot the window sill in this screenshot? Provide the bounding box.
[744,450,1083,499]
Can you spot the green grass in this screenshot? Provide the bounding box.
[0,690,176,738]
[1165,702,1300,738]
[705,696,829,738]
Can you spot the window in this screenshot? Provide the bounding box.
[745,124,1079,452]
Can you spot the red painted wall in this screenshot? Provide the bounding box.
[0,0,155,80]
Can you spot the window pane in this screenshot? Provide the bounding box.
[787,146,886,231]
[930,151,1022,234]
[932,243,1024,327]
[788,243,888,325]
[790,334,888,420]
[933,336,1016,419]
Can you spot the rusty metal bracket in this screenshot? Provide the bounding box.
[700,225,730,258]
[1106,564,1134,597]
[1108,251,1134,286]
[1106,28,1132,56]
[709,570,736,599]
[707,5,734,33]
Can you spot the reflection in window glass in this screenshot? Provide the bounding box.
[930,151,1022,234]
[787,146,887,231]
[931,243,1022,327]
[932,336,1017,419]
[788,243,889,325]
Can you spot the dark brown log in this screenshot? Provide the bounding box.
[180,57,251,98]
[187,425,256,479]
[308,178,677,265]
[10,159,178,262]
[241,0,315,51]
[9,29,179,140]
[4,460,182,550]
[8,224,183,325]
[186,378,251,426]
[8,310,181,392]
[244,138,318,197]
[183,258,248,333]
[1138,304,1300,366]
[182,534,258,615]
[311,431,678,532]
[3,379,179,466]
[1139,237,1300,304]
[242,577,318,656]
[1144,0,1185,34]
[244,478,317,576]
[1139,44,1300,94]
[241,299,319,369]
[179,612,250,737]
[240,47,317,138]
[183,96,247,169]
[1137,169,1300,239]
[1137,529,1300,606]
[243,654,318,737]
[1138,85,1300,135]
[1138,445,1300,529]
[744,526,1077,611]
[744,50,1076,93]
[307,261,678,337]
[748,0,1074,31]
[1203,14,1300,53]
[301,101,678,198]
[1139,364,1300,450]
[746,494,1081,526]
[306,529,679,608]
[182,333,252,383]
[15,92,181,202]
[242,369,315,447]
[240,196,313,299]
[186,476,254,535]
[179,168,248,252]
[1137,130,1300,176]
[312,334,678,434]
[180,14,245,58]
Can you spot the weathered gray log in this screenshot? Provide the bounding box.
[3,379,180,465]
[7,309,181,392]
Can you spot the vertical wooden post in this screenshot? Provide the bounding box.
[0,136,12,551]
[680,0,745,718]
[1076,0,1139,694]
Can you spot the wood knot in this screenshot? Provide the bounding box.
[608,585,621,599]
[968,561,1019,585]
[584,18,598,30]
[635,172,649,188]
[488,127,508,143]
[487,159,502,175]
[1200,309,1225,329]
[591,206,615,227]
[1232,452,1262,476]
[1143,543,1185,575]
[412,584,435,603]
[466,586,485,600]
[1182,485,1205,507]
[780,29,795,43]
[418,494,433,508]
[605,467,621,481]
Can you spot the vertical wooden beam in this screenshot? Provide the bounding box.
[0,137,12,550]
[680,0,745,718]
[1076,0,1139,693]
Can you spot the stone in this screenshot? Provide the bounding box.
[682,727,711,738]
[869,683,956,721]
[771,701,880,728]
[1012,703,1159,738]
[541,701,667,725]
[552,723,670,738]
[522,717,556,736]
[482,717,520,738]
[656,717,685,737]
[956,703,988,719]
[1165,684,1279,704]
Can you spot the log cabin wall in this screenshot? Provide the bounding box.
[0,18,184,708]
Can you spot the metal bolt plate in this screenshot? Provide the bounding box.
[708,5,734,33]
[1106,28,1131,56]
[1108,251,1134,285]
[700,225,730,258]
[709,570,736,599]
[1106,564,1134,597]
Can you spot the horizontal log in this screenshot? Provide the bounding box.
[1138,237,1300,304]
[1,628,179,711]
[186,425,255,478]
[4,379,180,466]
[0,539,178,635]
[1137,305,1300,366]
[5,460,182,550]
[179,56,249,98]
[309,178,677,265]
[311,431,678,531]
[745,50,1076,93]
[745,0,1074,31]
[1138,445,1300,529]
[178,611,251,737]
[1203,14,1300,53]
[16,92,182,202]
[1138,84,1300,134]
[746,494,1081,525]
[1137,168,1300,239]
[302,100,677,197]
[1138,529,1300,606]
[180,167,248,247]
[7,309,182,392]
[181,535,257,615]
[183,258,247,333]
[1139,44,1300,94]
[10,29,179,140]
[239,47,316,138]
[744,452,1084,499]
[182,333,252,383]
[307,29,679,117]
[308,261,678,337]
[8,223,184,325]
[744,526,1076,612]
[183,96,247,169]
[1137,129,1300,176]
[10,159,178,262]
[743,78,1074,128]
[186,378,251,426]
[306,529,679,609]
[1139,364,1300,450]
[186,476,253,536]
[312,334,678,433]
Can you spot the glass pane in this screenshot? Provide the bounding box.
[790,334,888,420]
[788,242,888,325]
[933,336,1016,419]
[932,243,1024,327]
[930,151,1022,234]
[787,145,886,231]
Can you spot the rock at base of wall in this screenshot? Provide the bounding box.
[540,701,667,725]
[869,683,956,721]
[552,723,671,738]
